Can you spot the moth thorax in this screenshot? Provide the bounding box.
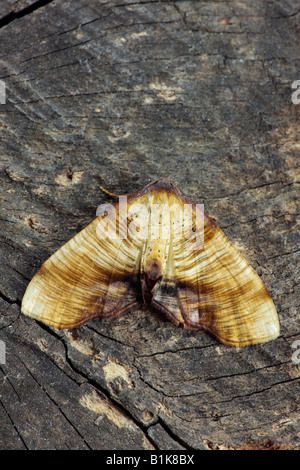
[142,258,163,304]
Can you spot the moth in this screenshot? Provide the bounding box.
[21,177,279,347]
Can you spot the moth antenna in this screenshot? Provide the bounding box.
[100,186,128,198]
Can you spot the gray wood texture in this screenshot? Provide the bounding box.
[0,0,299,450]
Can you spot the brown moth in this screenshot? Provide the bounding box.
[21,177,279,347]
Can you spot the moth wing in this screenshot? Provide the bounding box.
[21,206,143,329]
[172,213,279,346]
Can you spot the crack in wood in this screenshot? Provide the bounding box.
[0,290,20,306]
[0,0,55,30]
[0,394,29,449]
[17,355,93,449]
[35,322,159,447]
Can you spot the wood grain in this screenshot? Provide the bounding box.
[0,0,299,450]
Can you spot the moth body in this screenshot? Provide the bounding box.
[141,239,168,303]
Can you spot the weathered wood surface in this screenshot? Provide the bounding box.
[0,0,299,450]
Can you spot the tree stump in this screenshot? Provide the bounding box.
[0,0,299,450]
